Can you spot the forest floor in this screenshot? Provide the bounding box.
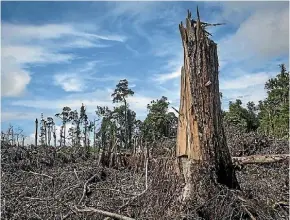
[1,125,289,220]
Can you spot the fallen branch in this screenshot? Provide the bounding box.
[272,201,289,209]
[24,197,53,201]
[232,154,289,165]
[61,206,77,220]
[119,158,149,210]
[74,169,79,181]
[74,206,135,220]
[237,196,257,220]
[78,173,100,205]
[242,204,257,220]
[23,170,53,179]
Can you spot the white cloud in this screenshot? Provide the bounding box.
[79,61,101,73]
[125,45,140,56]
[54,74,84,92]
[154,69,181,84]
[222,85,268,107]
[1,57,31,97]
[11,99,111,111]
[220,72,274,90]
[151,38,181,58]
[220,69,279,107]
[63,39,111,48]
[1,22,127,97]
[83,33,127,42]
[10,88,154,119]
[24,133,35,146]
[218,5,289,64]
[52,61,119,92]
[107,2,161,20]
[2,45,74,64]
[106,2,180,43]
[151,43,183,84]
[2,23,126,44]
[2,23,76,42]
[209,2,288,26]
[52,61,100,92]
[1,111,38,122]
[127,95,154,116]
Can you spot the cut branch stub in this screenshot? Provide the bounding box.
[176,9,239,190]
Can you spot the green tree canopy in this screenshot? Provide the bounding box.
[142,96,178,141]
[258,64,289,138]
[111,79,134,104]
[224,99,259,132]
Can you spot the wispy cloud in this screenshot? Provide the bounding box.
[10,88,154,120]
[220,72,274,90]
[2,23,127,43]
[222,85,269,107]
[125,45,140,56]
[54,74,84,92]
[2,45,74,64]
[152,49,183,84]
[52,60,139,92]
[62,39,111,49]
[220,69,278,107]
[53,61,100,92]
[153,69,181,84]
[1,111,39,122]
[1,22,127,97]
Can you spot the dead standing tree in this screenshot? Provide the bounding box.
[176,8,240,212]
[35,118,38,147]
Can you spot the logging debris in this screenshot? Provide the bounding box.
[1,125,288,220]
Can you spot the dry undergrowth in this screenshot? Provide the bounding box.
[1,126,289,219]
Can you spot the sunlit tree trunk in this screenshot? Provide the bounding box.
[176,9,240,209]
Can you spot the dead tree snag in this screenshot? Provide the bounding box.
[176,8,240,205]
[35,118,38,147]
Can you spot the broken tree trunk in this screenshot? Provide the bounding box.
[176,8,240,209]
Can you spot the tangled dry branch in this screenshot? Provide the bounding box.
[1,124,289,219]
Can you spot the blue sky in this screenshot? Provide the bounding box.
[1,1,289,142]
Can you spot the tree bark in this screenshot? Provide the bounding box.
[35,119,38,147]
[63,123,66,147]
[44,121,47,146]
[176,9,240,205]
[53,125,56,148]
[124,99,128,149]
[48,126,51,146]
[11,127,14,145]
[93,119,96,148]
[84,121,87,148]
[77,121,81,146]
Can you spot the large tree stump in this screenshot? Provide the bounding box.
[176,9,240,207]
